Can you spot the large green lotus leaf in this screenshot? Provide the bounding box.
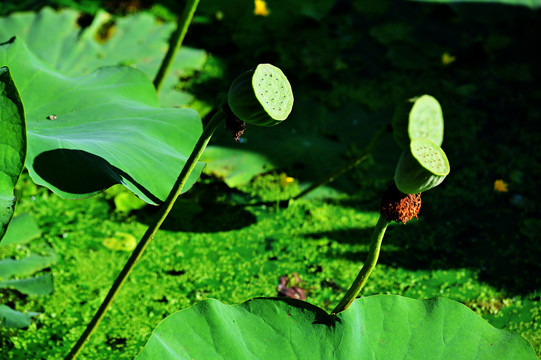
[137,295,537,360]
[0,7,207,107]
[0,38,204,204]
[410,0,541,7]
[0,67,25,243]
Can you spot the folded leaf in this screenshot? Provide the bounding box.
[0,66,25,243]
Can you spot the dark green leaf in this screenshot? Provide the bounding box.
[0,66,25,243]
[0,38,204,204]
[138,296,537,360]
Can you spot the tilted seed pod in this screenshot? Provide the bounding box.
[392,95,444,150]
[227,63,294,127]
[394,137,450,194]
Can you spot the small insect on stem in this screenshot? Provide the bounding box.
[46,115,57,120]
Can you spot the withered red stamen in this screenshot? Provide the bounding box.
[380,182,421,224]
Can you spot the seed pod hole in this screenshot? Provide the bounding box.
[249,64,294,122]
[411,139,449,175]
[228,63,294,126]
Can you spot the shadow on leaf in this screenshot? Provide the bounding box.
[33,149,161,204]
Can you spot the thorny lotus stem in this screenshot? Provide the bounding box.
[332,215,389,314]
[65,110,226,360]
[293,123,391,201]
[153,0,200,92]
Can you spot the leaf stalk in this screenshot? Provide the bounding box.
[153,0,200,93]
[293,123,391,201]
[64,109,225,360]
[332,215,389,314]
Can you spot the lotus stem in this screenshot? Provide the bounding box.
[332,215,389,314]
[153,0,200,93]
[64,109,226,360]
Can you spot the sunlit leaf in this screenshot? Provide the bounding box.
[0,37,204,204]
[0,7,207,107]
[138,295,537,359]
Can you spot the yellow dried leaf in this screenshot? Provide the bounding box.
[254,0,270,16]
[441,52,456,66]
[103,232,137,252]
[494,179,509,192]
[279,173,295,188]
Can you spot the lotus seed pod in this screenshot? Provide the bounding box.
[228,63,293,127]
[394,138,450,194]
[392,95,444,149]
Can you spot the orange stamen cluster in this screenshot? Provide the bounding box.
[380,183,422,224]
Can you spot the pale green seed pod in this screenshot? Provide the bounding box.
[228,63,294,127]
[394,138,450,194]
[392,95,444,149]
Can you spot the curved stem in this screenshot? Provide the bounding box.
[293,123,391,201]
[65,110,226,360]
[153,0,200,93]
[332,215,389,314]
